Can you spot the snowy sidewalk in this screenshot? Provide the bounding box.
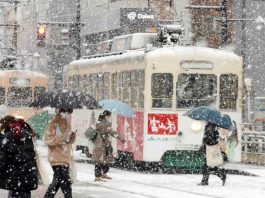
[1,141,265,198]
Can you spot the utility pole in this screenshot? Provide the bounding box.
[12,0,18,55]
[76,0,81,59]
[221,0,228,46]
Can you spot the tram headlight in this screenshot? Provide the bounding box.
[190,121,203,132]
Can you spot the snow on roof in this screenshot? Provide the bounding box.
[70,50,145,68]
[0,70,48,78]
[70,46,241,69]
[147,46,242,61]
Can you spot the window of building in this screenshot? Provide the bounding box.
[176,74,217,108]
[151,73,173,108]
[220,74,238,110]
[0,87,5,105]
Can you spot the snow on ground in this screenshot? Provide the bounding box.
[38,141,265,198]
[1,141,265,198]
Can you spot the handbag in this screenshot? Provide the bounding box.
[206,144,223,167]
[85,127,98,142]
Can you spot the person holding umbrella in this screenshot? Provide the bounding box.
[93,110,125,182]
[43,109,76,198]
[198,122,226,186]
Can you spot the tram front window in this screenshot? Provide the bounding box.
[176,74,217,108]
[0,87,5,104]
[7,87,32,107]
[34,86,46,100]
[151,73,173,108]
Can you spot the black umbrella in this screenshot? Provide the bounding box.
[31,89,99,109]
[184,106,232,130]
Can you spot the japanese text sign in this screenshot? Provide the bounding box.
[147,113,178,135]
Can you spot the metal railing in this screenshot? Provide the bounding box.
[242,131,265,154]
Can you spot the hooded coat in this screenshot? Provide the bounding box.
[92,118,117,164]
[0,120,38,191]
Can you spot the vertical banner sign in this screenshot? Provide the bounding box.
[148,113,178,135]
[117,112,144,161]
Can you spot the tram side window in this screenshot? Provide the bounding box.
[123,71,130,104]
[85,75,93,95]
[138,70,145,109]
[68,76,74,89]
[79,75,86,89]
[103,73,110,99]
[98,73,104,100]
[118,72,123,101]
[176,74,217,108]
[0,87,5,105]
[220,74,238,110]
[91,74,98,100]
[7,87,32,107]
[98,73,110,100]
[131,70,138,108]
[111,73,118,99]
[151,73,173,108]
[116,70,145,109]
[72,75,80,90]
[34,86,46,100]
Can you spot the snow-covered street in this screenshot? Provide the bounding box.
[1,141,264,198]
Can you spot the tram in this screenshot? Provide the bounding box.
[0,70,48,120]
[66,31,243,170]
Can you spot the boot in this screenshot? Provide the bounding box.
[197,182,208,186]
[221,174,226,186]
[94,177,106,182]
[101,174,112,180]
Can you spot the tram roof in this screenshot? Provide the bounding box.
[146,46,242,61]
[0,70,48,78]
[69,46,242,68]
[70,50,146,68]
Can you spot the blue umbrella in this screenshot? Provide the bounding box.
[184,106,232,130]
[99,99,134,117]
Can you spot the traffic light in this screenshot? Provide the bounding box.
[37,25,46,47]
[61,29,70,45]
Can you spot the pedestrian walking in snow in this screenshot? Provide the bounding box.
[43,109,76,198]
[198,122,226,186]
[0,116,38,198]
[93,110,125,182]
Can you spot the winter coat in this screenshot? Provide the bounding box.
[200,123,220,153]
[44,114,76,167]
[0,121,38,191]
[92,119,117,164]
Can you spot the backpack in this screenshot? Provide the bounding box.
[84,127,97,142]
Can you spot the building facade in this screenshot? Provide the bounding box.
[233,0,265,97]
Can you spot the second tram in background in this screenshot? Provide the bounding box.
[0,70,48,120]
[65,32,243,170]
